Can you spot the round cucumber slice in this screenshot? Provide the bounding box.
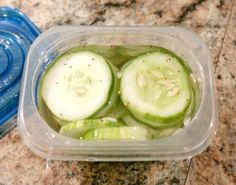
[118,45,159,57]
[121,112,180,139]
[40,51,118,121]
[106,99,126,119]
[59,118,123,139]
[120,51,192,126]
[53,115,70,126]
[91,61,119,118]
[81,126,151,140]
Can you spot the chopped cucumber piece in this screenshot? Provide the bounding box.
[121,111,183,128]
[118,45,159,57]
[182,86,196,126]
[92,62,119,118]
[53,116,70,126]
[120,51,192,127]
[39,45,199,141]
[40,51,118,121]
[81,126,151,140]
[106,99,126,119]
[38,99,60,131]
[59,119,123,139]
[69,45,118,59]
[121,112,179,139]
[152,128,178,139]
[69,45,130,66]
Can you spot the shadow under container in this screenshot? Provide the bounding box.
[18,26,217,161]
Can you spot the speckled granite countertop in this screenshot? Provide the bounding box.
[0,0,235,184]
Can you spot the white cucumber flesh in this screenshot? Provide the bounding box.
[120,51,192,126]
[41,51,117,121]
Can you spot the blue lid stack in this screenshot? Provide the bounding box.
[0,7,40,137]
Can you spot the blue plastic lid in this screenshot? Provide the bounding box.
[0,7,40,129]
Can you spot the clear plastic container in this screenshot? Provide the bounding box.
[18,26,217,161]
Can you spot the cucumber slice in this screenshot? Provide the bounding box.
[121,111,183,128]
[121,112,179,139]
[59,118,123,139]
[106,99,126,119]
[40,51,118,121]
[182,86,196,126]
[81,126,151,140]
[120,51,192,127]
[69,45,118,59]
[92,62,119,118]
[69,45,130,66]
[152,128,178,139]
[118,45,159,57]
[53,116,70,126]
[38,98,60,131]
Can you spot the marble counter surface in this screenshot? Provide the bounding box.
[0,0,235,184]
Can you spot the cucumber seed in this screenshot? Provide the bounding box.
[137,72,147,88]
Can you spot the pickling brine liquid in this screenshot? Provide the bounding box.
[38,45,200,140]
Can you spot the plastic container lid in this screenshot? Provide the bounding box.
[0,6,40,137]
